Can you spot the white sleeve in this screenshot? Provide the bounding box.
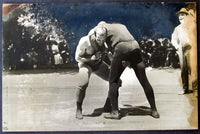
[171,28,179,50]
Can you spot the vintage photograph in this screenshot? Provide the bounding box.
[2,1,198,132]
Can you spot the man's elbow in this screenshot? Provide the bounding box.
[75,56,80,62]
[75,53,80,61]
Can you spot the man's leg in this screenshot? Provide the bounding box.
[178,51,191,94]
[133,61,160,118]
[76,65,92,119]
[181,56,189,91]
[104,57,125,119]
[94,62,123,112]
[181,54,193,94]
[93,62,111,112]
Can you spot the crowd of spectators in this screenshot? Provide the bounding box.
[139,38,180,68]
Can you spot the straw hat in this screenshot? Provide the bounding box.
[176,8,188,16]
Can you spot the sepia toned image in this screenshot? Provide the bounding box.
[2,1,198,132]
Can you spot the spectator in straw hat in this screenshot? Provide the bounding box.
[171,8,193,94]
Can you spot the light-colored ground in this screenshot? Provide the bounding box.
[2,68,198,131]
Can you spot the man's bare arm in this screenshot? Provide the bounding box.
[75,37,93,63]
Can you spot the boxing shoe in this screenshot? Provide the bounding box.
[104,110,120,120]
[76,109,83,119]
[151,110,160,118]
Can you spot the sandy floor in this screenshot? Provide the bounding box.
[2,68,198,131]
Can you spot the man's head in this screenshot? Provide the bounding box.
[97,21,106,26]
[94,25,107,46]
[177,8,188,24]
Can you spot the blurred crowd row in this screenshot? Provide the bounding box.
[139,38,179,68]
[3,36,180,70]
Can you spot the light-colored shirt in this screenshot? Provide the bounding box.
[171,24,190,51]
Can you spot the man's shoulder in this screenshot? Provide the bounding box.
[175,24,183,30]
[172,25,181,33]
[80,36,89,42]
[79,36,90,45]
[110,23,125,27]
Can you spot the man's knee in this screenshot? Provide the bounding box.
[109,83,120,91]
[78,83,88,91]
[109,77,122,88]
[136,61,145,69]
[118,79,122,87]
[76,83,88,103]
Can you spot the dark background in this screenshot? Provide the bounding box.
[2,1,189,70]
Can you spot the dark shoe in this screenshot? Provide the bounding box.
[179,90,193,95]
[104,110,120,120]
[76,109,83,119]
[151,110,160,118]
[184,90,193,94]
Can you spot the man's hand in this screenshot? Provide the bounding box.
[91,51,102,60]
[183,45,191,53]
[91,55,97,61]
[95,51,102,59]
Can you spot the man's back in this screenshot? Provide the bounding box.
[102,23,135,47]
